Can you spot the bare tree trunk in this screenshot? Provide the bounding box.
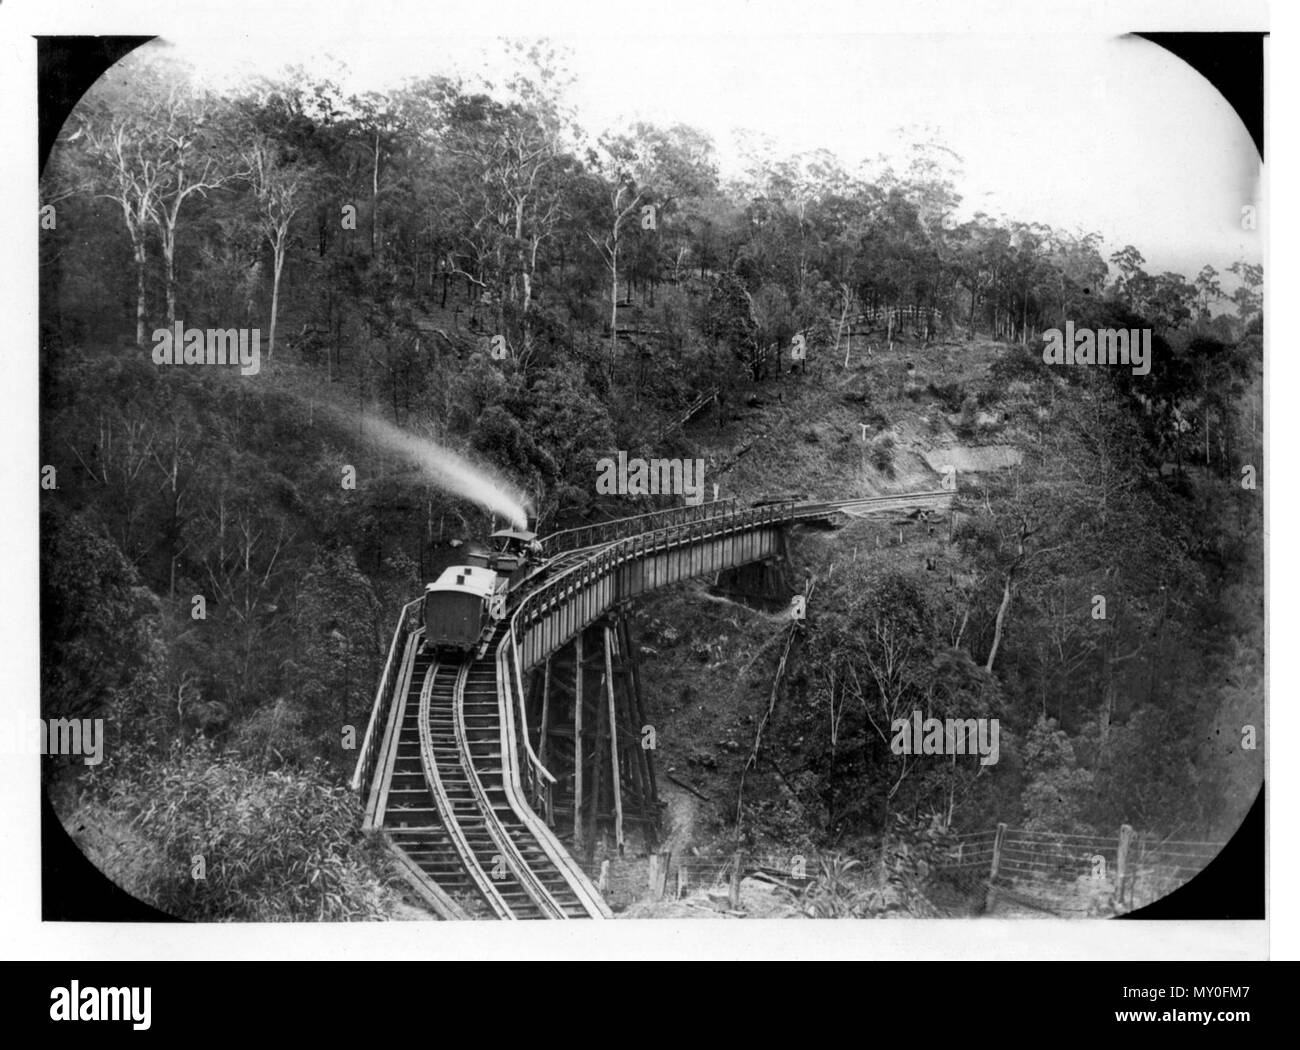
[1099,637,1115,753]
[838,284,851,367]
[609,249,619,361]
[514,196,527,309]
[269,239,284,360]
[1204,364,1211,466]
[985,571,1013,673]
[371,128,380,259]
[163,224,177,328]
[133,239,147,347]
[828,733,837,833]
[521,233,542,360]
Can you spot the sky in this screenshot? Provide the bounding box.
[148,28,1263,284]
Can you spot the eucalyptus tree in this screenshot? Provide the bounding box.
[585,122,717,357]
[243,135,316,358]
[1228,260,1263,323]
[1193,264,1223,323]
[68,54,177,345]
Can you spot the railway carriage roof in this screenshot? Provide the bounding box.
[490,529,537,542]
[425,565,498,600]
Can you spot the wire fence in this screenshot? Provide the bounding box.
[596,825,1228,917]
[937,824,1227,915]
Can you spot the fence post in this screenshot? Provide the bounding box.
[598,859,610,892]
[649,851,671,901]
[985,823,1007,913]
[1115,824,1134,906]
[676,864,688,900]
[729,850,744,910]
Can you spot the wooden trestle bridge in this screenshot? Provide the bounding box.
[350,490,953,919]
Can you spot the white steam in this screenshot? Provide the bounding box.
[333,406,531,530]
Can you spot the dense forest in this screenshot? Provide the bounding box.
[39,41,1263,919]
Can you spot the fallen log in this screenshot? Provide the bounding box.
[665,773,711,802]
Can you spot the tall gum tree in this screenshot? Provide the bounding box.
[585,123,718,363]
[244,135,314,359]
[137,68,249,329]
[73,57,175,346]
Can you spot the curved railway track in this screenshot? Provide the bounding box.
[793,488,953,519]
[377,624,609,919]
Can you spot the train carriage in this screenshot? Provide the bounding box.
[422,566,505,656]
[421,529,541,658]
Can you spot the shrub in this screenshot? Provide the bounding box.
[865,407,892,430]
[958,394,979,436]
[798,819,949,918]
[869,432,896,476]
[989,343,1043,385]
[926,380,966,413]
[109,741,395,921]
[863,816,950,917]
[800,855,868,917]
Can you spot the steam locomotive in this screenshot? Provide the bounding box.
[422,528,541,657]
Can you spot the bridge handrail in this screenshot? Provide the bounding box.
[504,620,558,811]
[350,596,424,795]
[539,497,738,555]
[514,497,798,671]
[541,488,954,557]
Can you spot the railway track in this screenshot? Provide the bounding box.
[374,625,608,919]
[793,488,954,519]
